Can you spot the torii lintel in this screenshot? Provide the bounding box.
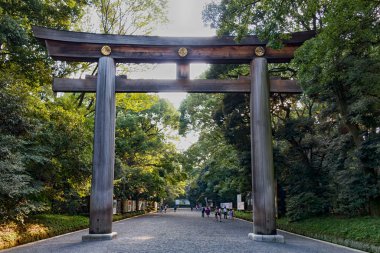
[33,26,315,64]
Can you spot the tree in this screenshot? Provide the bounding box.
[0,0,176,220]
[85,0,168,35]
[0,78,46,223]
[179,91,248,206]
[202,0,380,216]
[114,97,186,204]
[0,0,88,221]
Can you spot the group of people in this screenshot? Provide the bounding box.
[201,206,234,221]
[159,204,168,213]
[201,206,211,217]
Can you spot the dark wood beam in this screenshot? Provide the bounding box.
[53,77,302,93]
[33,26,315,46]
[33,26,315,64]
[44,41,299,64]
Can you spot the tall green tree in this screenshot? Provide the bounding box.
[114,97,186,204]
[0,0,88,221]
[203,0,380,216]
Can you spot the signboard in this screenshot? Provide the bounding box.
[175,199,190,206]
[220,202,233,209]
[132,200,136,211]
[128,200,132,212]
[238,201,245,210]
[113,199,117,214]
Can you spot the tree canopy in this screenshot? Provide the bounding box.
[177,0,380,219]
[0,0,182,222]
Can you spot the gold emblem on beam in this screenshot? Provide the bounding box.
[101,45,112,56]
[178,47,188,57]
[255,46,265,57]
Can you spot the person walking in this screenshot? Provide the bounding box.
[205,207,210,217]
[217,207,222,222]
[214,207,219,221]
[223,206,228,219]
[201,207,205,218]
[228,209,234,219]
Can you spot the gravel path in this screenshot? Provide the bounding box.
[1,209,365,253]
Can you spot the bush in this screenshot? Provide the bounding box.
[286,192,328,221]
[0,212,146,250]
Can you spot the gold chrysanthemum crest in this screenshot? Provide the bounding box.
[101,45,112,56]
[255,46,265,57]
[178,47,188,57]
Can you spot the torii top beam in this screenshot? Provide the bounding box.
[33,26,315,64]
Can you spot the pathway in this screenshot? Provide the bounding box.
[1,209,365,253]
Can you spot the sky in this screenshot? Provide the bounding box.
[128,0,216,150]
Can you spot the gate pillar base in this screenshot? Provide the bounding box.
[248,233,284,243]
[82,232,117,241]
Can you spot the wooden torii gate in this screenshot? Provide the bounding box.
[33,26,313,242]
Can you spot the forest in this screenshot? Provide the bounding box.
[0,0,379,227]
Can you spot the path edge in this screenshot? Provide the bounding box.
[0,212,152,252]
[234,216,378,253]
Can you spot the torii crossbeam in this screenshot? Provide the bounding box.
[33,26,313,242]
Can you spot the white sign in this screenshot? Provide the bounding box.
[175,199,190,205]
[220,202,233,209]
[237,201,245,210]
[113,199,117,214]
[237,194,242,203]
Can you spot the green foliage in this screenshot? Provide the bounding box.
[286,192,329,221]
[180,92,247,206]
[234,210,252,221]
[179,93,223,134]
[235,211,380,251]
[112,210,145,221]
[0,211,145,249]
[0,214,88,250]
[0,135,46,223]
[114,97,186,202]
[0,0,174,222]
[277,216,380,251]
[0,78,47,223]
[0,212,145,250]
[199,0,380,219]
[203,0,323,44]
[0,0,92,220]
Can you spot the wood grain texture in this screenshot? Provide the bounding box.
[89,57,116,234]
[250,58,277,235]
[33,26,315,46]
[33,26,315,64]
[44,41,299,63]
[53,77,302,93]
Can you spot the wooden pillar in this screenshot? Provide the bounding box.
[84,56,117,240]
[249,58,283,242]
[176,63,190,80]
